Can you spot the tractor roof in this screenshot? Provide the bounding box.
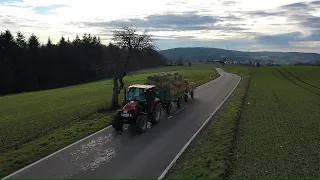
[128,84,156,89]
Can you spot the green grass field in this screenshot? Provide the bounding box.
[280,66,320,88]
[167,65,320,178]
[232,66,320,178]
[0,63,219,178]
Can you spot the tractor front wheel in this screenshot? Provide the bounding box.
[112,111,123,131]
[136,114,148,133]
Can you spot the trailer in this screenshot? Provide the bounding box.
[156,83,196,114]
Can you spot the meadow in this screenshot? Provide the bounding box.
[168,65,320,178]
[232,66,320,178]
[0,63,219,178]
[280,66,320,88]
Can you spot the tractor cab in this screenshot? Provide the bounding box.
[124,85,157,112]
[113,84,161,133]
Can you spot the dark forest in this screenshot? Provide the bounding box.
[0,30,167,95]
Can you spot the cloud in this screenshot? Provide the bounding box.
[219,15,243,21]
[240,1,320,34]
[281,2,309,9]
[0,0,23,4]
[238,1,318,23]
[286,13,320,29]
[0,15,17,25]
[255,32,302,46]
[80,12,250,35]
[305,30,320,41]
[165,1,188,6]
[300,16,320,29]
[84,12,221,31]
[310,0,320,5]
[255,31,320,47]
[33,4,68,15]
[222,1,238,6]
[153,34,197,40]
[244,10,287,17]
[0,0,319,53]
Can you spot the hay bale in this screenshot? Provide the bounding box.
[146,72,194,96]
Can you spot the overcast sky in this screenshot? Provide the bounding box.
[0,0,319,52]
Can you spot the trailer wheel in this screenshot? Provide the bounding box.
[112,111,123,131]
[177,97,181,108]
[151,103,161,124]
[184,94,188,102]
[190,91,194,99]
[166,103,172,114]
[136,114,148,133]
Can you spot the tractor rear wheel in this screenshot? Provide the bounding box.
[112,111,123,131]
[151,103,162,124]
[136,114,148,133]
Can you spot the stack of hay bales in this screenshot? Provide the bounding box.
[146,72,189,95]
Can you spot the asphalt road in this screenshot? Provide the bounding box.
[4,68,240,179]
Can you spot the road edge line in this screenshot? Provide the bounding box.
[158,74,242,180]
[2,125,112,179]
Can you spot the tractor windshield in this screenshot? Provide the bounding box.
[127,87,145,101]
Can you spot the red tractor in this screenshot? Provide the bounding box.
[112,85,162,133]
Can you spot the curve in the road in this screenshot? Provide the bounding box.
[3,68,241,179]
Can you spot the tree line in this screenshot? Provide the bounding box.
[0,29,167,95]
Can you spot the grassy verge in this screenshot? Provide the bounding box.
[166,65,250,178]
[0,63,219,178]
[231,66,320,178]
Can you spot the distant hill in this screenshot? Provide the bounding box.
[160,47,320,64]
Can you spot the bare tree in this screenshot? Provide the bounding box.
[111,25,156,108]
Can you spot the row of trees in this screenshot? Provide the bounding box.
[0,29,167,97]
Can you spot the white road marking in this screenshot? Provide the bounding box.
[167,105,188,120]
[175,105,188,114]
[158,72,241,180]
